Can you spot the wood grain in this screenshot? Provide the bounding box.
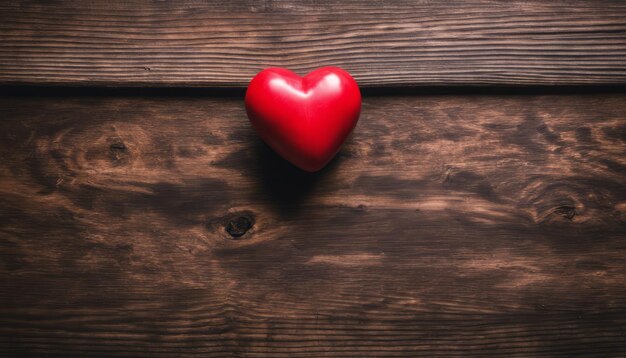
[2,0,626,87]
[1,93,625,356]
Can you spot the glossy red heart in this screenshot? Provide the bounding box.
[245,67,361,172]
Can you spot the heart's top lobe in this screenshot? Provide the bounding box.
[245,67,361,172]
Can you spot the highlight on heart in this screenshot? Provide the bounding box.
[245,67,361,172]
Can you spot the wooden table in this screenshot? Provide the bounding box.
[1,1,625,356]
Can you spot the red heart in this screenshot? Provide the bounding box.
[245,67,361,172]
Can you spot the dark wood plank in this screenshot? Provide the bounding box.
[1,93,626,356]
[2,0,626,87]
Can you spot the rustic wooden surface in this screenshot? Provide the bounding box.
[2,0,626,355]
[1,93,625,356]
[2,0,626,87]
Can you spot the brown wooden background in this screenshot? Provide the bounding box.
[1,1,626,357]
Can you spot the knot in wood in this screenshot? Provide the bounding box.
[553,205,576,220]
[226,215,253,238]
[109,138,129,163]
[110,141,126,151]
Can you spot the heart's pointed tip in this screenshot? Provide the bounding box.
[302,166,324,173]
[293,161,326,173]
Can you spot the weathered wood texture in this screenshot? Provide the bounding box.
[2,0,626,87]
[1,93,625,356]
